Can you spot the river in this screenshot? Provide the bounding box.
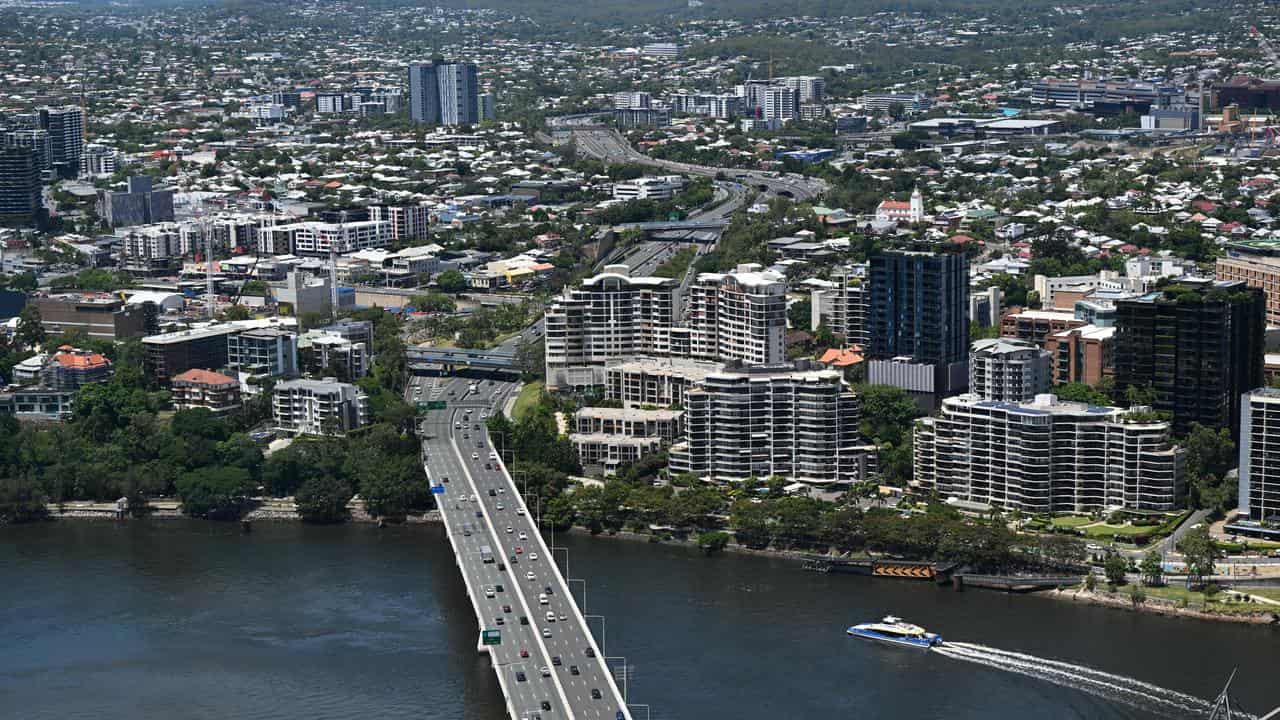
[1,521,1274,719]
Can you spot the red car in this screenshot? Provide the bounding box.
[515,546,523,554]
[520,649,529,658]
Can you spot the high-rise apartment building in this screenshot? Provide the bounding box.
[1238,388,1280,525]
[257,220,389,256]
[809,265,869,345]
[273,378,368,436]
[0,147,40,226]
[226,328,298,377]
[544,265,678,389]
[38,106,84,179]
[762,86,798,121]
[409,60,479,126]
[1216,253,1280,325]
[3,129,52,181]
[684,265,787,366]
[915,394,1185,513]
[98,176,175,228]
[968,338,1052,403]
[368,204,431,241]
[867,250,968,398]
[1113,280,1264,439]
[668,360,871,485]
[779,76,825,103]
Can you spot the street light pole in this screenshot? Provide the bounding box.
[585,614,606,656]
[566,577,586,613]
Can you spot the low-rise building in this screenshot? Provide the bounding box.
[299,330,369,380]
[40,346,112,390]
[142,324,243,385]
[273,378,368,436]
[1000,308,1085,347]
[570,407,683,475]
[171,368,242,415]
[1045,324,1115,386]
[0,386,76,421]
[915,393,1184,513]
[226,327,298,378]
[34,294,156,341]
[603,357,719,408]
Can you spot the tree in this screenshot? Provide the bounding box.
[1139,550,1164,586]
[788,298,813,330]
[1183,423,1236,514]
[1103,553,1129,588]
[1127,584,1147,607]
[175,466,255,520]
[15,304,45,351]
[295,474,353,523]
[1053,382,1112,406]
[1084,570,1098,592]
[436,269,467,293]
[696,531,731,556]
[1177,525,1221,587]
[0,475,48,524]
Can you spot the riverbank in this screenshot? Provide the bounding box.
[1044,585,1280,625]
[42,498,441,524]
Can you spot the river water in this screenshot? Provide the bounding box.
[1,521,1274,719]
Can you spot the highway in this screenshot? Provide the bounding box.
[573,127,828,202]
[413,372,631,720]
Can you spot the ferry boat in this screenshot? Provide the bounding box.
[847,616,942,649]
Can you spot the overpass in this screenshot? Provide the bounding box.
[612,219,729,233]
[413,375,637,720]
[407,346,518,372]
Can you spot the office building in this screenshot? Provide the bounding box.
[612,176,683,201]
[968,338,1052,403]
[273,378,368,436]
[861,92,932,116]
[668,360,872,486]
[603,357,719,408]
[99,176,176,228]
[809,265,869,345]
[544,265,678,389]
[0,147,40,226]
[1045,324,1115,386]
[171,368,242,415]
[227,327,298,377]
[1217,254,1280,325]
[120,224,181,272]
[915,394,1185,513]
[1031,77,1182,114]
[316,92,354,115]
[685,265,787,366]
[867,250,968,398]
[641,43,681,59]
[1113,280,1265,439]
[142,324,243,385]
[1213,76,1280,112]
[970,287,1003,328]
[613,108,670,128]
[34,294,155,341]
[38,106,84,179]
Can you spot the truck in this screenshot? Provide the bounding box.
[480,545,494,564]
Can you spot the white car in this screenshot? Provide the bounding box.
[542,628,552,638]
[484,587,494,598]
[506,526,514,534]
[496,503,504,511]
[558,613,566,622]
[518,532,527,541]
[530,552,538,561]
[471,452,479,460]
[526,571,535,581]
[516,507,526,516]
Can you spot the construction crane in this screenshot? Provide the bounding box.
[1249,26,1278,72]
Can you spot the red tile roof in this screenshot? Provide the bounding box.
[172,368,237,387]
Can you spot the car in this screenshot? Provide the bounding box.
[541,628,551,638]
[496,503,504,511]
[489,452,498,460]
[584,647,595,658]
[502,604,511,613]
[590,688,602,700]
[486,463,492,470]
[476,442,483,448]
[545,611,555,622]
[518,532,527,541]
[469,494,477,502]
[530,552,538,561]
[569,665,579,676]
[497,487,504,494]
[516,507,526,516]
[506,525,514,534]
[454,422,461,429]
[495,617,504,626]
[474,424,481,430]
[488,489,496,497]
[558,613,566,621]
[551,656,562,666]
[475,511,483,518]
[463,433,470,439]
[497,562,505,571]
[471,452,479,460]
[526,571,536,581]
[448,390,455,395]
[510,555,518,564]
[442,476,449,483]
[544,586,553,595]
[495,584,504,593]
[515,546,523,554]
[463,529,471,537]
[540,666,551,678]
[484,587,494,598]
[520,648,529,658]
[540,701,551,711]
[538,593,548,605]
[516,671,526,682]
[519,616,529,626]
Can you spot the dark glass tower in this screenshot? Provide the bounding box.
[868,250,969,366]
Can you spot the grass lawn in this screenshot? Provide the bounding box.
[1050,516,1093,528]
[1082,523,1155,538]
[1134,584,1276,615]
[511,381,543,421]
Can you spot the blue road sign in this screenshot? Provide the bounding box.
[432,485,445,494]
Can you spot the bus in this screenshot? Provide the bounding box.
[480,545,494,564]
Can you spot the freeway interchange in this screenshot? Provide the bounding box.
[412,372,631,720]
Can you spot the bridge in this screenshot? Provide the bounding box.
[413,374,637,720]
[407,346,518,372]
[612,219,729,233]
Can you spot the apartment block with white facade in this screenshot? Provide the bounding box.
[810,265,869,345]
[668,361,873,486]
[685,264,787,366]
[604,357,720,408]
[1238,387,1280,525]
[544,265,678,389]
[368,204,431,242]
[257,220,390,256]
[612,176,684,201]
[914,394,1184,513]
[969,338,1052,403]
[272,378,369,436]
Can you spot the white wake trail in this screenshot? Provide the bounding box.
[933,641,1221,718]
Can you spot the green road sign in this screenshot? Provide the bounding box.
[427,400,446,409]
[482,628,501,646]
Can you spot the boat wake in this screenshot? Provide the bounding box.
[933,641,1227,718]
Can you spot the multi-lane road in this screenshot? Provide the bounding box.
[412,372,631,720]
[573,127,828,202]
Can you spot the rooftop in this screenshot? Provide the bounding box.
[172,368,237,387]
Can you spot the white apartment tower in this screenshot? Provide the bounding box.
[272,378,369,436]
[668,361,871,485]
[685,264,787,366]
[968,338,1052,403]
[1238,387,1280,523]
[810,265,869,345]
[915,394,1185,513]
